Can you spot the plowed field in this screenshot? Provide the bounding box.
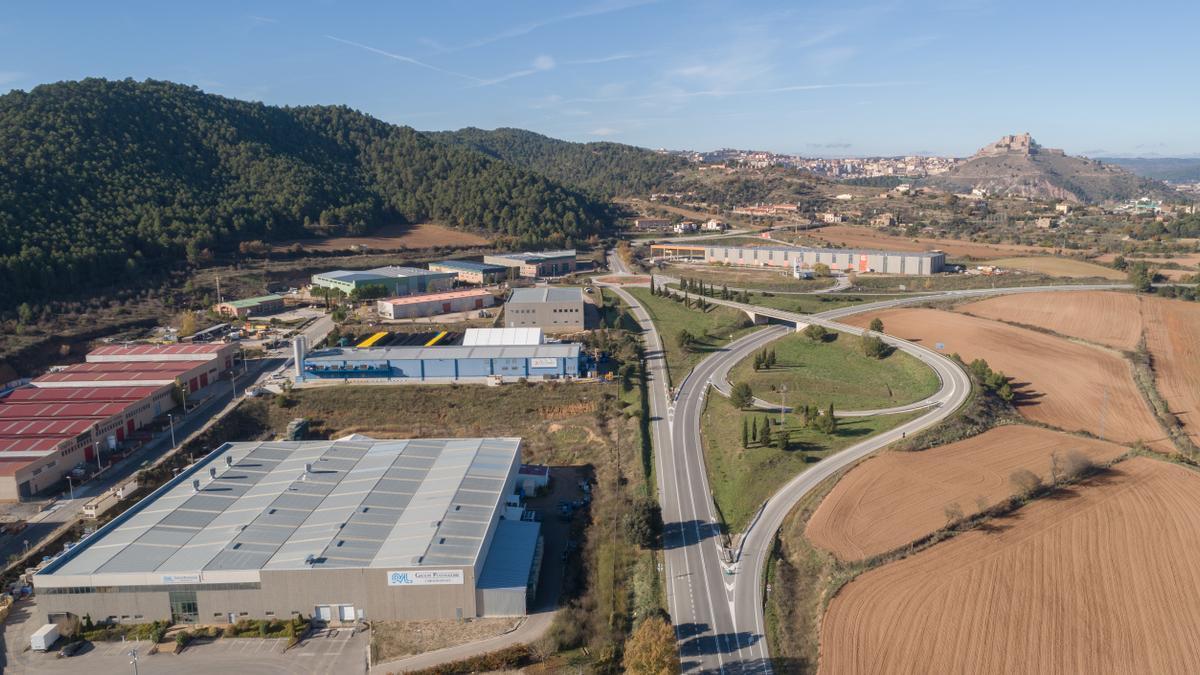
[957,291,1143,350]
[954,292,1200,445]
[843,308,1170,450]
[805,425,1127,561]
[819,457,1200,675]
[807,225,1044,259]
[1143,298,1200,444]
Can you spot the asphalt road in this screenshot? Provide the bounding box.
[604,253,1132,673]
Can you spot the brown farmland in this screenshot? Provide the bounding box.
[805,425,1127,561]
[843,308,1170,450]
[1142,298,1200,444]
[273,223,490,251]
[807,225,1045,260]
[957,290,1143,350]
[955,292,1200,445]
[819,457,1200,675]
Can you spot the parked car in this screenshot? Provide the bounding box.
[57,640,88,658]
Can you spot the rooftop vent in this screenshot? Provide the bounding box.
[225,456,233,467]
[305,463,313,474]
[191,479,200,492]
[209,467,217,479]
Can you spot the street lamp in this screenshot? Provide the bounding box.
[66,475,74,501]
[128,648,139,675]
[167,413,176,449]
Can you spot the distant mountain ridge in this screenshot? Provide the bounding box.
[1095,157,1200,183]
[919,133,1174,203]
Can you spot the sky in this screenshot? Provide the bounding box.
[2,0,1199,157]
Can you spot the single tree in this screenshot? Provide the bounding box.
[861,333,887,359]
[943,502,964,526]
[730,382,754,409]
[1009,468,1042,496]
[623,615,682,675]
[741,418,749,448]
[803,324,829,342]
[676,329,694,352]
[869,317,884,332]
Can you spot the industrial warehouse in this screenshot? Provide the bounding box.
[376,288,495,320]
[311,266,456,297]
[650,243,947,275]
[505,287,587,333]
[428,259,511,285]
[0,344,236,501]
[484,250,577,278]
[299,342,585,382]
[32,437,543,624]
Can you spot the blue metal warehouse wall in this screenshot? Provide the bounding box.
[303,355,582,381]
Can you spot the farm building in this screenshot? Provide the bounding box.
[300,343,585,382]
[376,289,495,320]
[484,250,577,278]
[428,260,511,285]
[32,437,543,624]
[650,243,946,275]
[504,287,586,333]
[214,294,285,319]
[312,267,456,297]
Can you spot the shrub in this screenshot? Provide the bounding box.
[860,333,887,359]
[730,382,754,409]
[1009,468,1042,496]
[802,324,829,342]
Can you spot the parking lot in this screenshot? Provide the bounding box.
[1,598,366,675]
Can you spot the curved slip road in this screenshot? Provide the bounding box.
[603,253,1131,673]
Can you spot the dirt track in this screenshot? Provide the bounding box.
[805,425,1128,561]
[819,457,1200,674]
[807,225,1045,260]
[957,291,1144,350]
[844,308,1171,451]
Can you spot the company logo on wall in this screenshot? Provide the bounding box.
[387,569,464,586]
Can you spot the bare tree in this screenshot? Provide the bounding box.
[975,495,990,513]
[1009,468,1042,496]
[1049,450,1063,485]
[1063,450,1097,480]
[943,502,964,526]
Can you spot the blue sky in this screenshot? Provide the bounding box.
[2,1,1199,157]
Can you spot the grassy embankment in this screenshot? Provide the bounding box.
[701,391,919,532]
[727,330,940,410]
[624,286,759,386]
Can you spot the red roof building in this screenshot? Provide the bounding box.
[0,385,168,403]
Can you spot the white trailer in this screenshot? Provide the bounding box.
[30,623,59,651]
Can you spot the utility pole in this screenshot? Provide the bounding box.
[779,384,788,426]
[168,413,176,448]
[215,274,222,304]
[128,648,139,675]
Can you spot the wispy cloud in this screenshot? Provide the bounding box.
[474,55,556,87]
[325,35,482,83]
[443,0,662,52]
[0,71,25,87]
[563,51,650,65]
[563,80,916,104]
[248,15,279,24]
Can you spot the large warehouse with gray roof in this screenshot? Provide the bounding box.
[33,437,542,625]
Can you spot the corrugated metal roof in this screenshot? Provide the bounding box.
[55,361,208,374]
[39,437,521,580]
[488,250,576,263]
[0,418,95,437]
[316,267,452,283]
[507,287,584,304]
[1,386,167,403]
[0,401,134,420]
[462,328,544,346]
[674,243,947,259]
[379,288,493,307]
[431,259,507,272]
[222,294,283,308]
[87,344,230,358]
[306,342,579,362]
[477,519,540,590]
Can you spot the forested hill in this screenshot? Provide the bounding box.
[431,127,688,196]
[0,79,610,307]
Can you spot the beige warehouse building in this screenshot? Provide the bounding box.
[33,437,542,626]
[504,287,586,333]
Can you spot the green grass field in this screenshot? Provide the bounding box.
[702,392,918,531]
[625,287,760,386]
[727,330,940,410]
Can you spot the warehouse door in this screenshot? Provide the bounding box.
[443,302,452,313]
[338,605,356,623]
[189,378,199,392]
[200,373,209,388]
[474,299,484,309]
[126,420,135,435]
[314,605,333,624]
